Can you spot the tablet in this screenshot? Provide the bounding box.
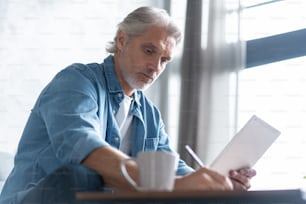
[209,115,281,176]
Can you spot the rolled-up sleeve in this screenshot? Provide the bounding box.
[38,65,109,164]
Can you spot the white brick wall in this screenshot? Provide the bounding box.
[0,0,167,154]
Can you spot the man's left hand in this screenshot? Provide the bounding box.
[229,168,256,191]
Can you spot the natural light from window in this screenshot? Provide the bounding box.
[239,0,306,190]
[238,56,306,190]
[241,0,306,40]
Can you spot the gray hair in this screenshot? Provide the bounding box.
[106,6,182,53]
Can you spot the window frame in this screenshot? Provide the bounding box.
[246,28,306,68]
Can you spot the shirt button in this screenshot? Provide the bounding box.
[117,93,122,98]
[114,137,120,142]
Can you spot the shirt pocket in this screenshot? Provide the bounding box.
[144,138,159,151]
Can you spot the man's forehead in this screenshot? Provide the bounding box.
[141,26,176,43]
[141,32,176,51]
[142,41,175,58]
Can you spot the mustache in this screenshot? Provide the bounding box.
[142,69,156,80]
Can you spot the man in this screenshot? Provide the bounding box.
[0,6,256,204]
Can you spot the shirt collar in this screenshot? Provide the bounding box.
[103,55,141,107]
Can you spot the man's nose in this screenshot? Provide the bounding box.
[148,58,161,71]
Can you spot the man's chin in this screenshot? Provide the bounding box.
[136,84,151,91]
[130,81,153,91]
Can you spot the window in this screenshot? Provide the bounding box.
[241,0,306,40]
[239,56,306,190]
[239,0,306,190]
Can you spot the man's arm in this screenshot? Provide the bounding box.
[82,146,235,192]
[82,146,253,192]
[81,146,139,191]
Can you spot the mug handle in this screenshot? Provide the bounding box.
[120,158,139,190]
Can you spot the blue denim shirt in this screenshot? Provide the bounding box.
[0,55,193,201]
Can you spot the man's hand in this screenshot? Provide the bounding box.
[229,167,256,191]
[174,167,233,191]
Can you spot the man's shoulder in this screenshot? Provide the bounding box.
[57,62,104,82]
[62,55,113,80]
[67,62,103,73]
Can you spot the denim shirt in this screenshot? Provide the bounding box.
[1,55,193,201]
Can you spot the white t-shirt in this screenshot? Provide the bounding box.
[115,95,133,155]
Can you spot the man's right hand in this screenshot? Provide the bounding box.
[174,167,233,191]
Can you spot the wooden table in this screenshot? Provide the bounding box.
[76,189,305,204]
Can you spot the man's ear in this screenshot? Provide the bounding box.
[116,30,127,51]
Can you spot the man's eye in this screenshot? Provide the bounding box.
[144,48,154,55]
[161,57,169,64]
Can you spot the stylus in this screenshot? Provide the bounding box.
[185,145,205,167]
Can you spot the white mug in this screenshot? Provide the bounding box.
[120,151,179,191]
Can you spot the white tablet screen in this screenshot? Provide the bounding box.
[209,115,281,176]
